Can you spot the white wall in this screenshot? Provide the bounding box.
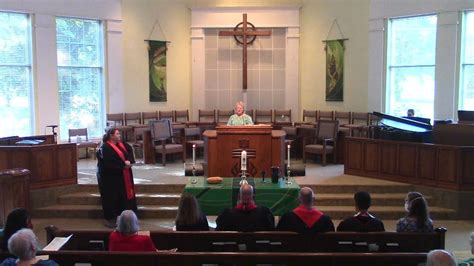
[0,0,122,138]
[369,0,474,119]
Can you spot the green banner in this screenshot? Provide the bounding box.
[184,177,300,216]
[325,39,344,101]
[148,40,167,102]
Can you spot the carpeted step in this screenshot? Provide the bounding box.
[71,184,186,194]
[58,192,182,206]
[314,193,432,207]
[317,206,457,220]
[301,183,414,194]
[33,205,178,219]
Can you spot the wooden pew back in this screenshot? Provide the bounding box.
[41,250,429,266]
[46,226,446,253]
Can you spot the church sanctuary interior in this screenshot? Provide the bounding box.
[1,0,474,265]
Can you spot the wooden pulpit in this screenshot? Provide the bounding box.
[0,169,30,227]
[203,125,285,177]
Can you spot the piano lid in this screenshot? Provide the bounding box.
[372,112,432,133]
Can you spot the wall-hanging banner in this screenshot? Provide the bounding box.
[148,40,167,102]
[325,39,344,102]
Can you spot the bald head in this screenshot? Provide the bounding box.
[426,249,456,266]
[239,184,254,204]
[299,187,314,207]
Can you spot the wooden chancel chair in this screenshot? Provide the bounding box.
[184,127,204,158]
[68,128,98,160]
[274,109,292,128]
[255,109,273,124]
[142,111,158,125]
[217,110,234,125]
[159,110,175,122]
[343,112,370,137]
[303,120,339,166]
[175,110,189,123]
[150,120,185,166]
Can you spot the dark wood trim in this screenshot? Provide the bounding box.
[345,137,474,191]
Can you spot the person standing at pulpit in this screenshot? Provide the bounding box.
[216,184,274,232]
[97,127,137,228]
[227,101,254,126]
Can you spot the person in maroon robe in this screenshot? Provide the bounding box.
[276,187,335,234]
[337,191,385,232]
[97,127,137,228]
[216,184,274,232]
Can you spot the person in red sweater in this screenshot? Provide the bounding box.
[108,210,156,252]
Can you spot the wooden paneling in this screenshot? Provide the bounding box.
[399,145,416,177]
[344,137,474,191]
[204,126,285,177]
[57,146,77,180]
[32,147,55,181]
[346,140,363,170]
[418,147,436,180]
[436,149,457,183]
[0,143,77,189]
[364,143,379,172]
[462,150,474,184]
[380,144,397,175]
[0,169,30,227]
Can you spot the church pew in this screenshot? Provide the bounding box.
[45,226,446,253]
[37,250,429,266]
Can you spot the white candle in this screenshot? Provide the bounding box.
[192,144,196,167]
[287,144,291,168]
[241,150,247,171]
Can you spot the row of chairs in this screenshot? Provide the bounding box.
[106,109,381,127]
[106,110,190,126]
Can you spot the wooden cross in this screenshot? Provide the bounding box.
[219,14,271,90]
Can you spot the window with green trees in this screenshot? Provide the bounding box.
[57,17,104,139]
[386,15,437,119]
[460,11,474,111]
[0,12,32,137]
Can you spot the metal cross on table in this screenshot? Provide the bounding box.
[219,14,271,91]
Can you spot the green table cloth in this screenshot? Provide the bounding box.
[183,177,300,216]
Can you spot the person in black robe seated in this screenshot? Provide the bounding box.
[277,187,335,234]
[175,193,209,231]
[337,191,385,232]
[216,184,274,232]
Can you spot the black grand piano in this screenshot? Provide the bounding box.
[371,112,433,143]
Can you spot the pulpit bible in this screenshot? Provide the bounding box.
[203,125,285,177]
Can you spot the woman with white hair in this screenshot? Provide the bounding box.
[1,228,58,266]
[227,101,253,126]
[108,210,156,252]
[426,249,457,266]
[458,231,474,266]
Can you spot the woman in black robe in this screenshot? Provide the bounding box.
[97,127,137,227]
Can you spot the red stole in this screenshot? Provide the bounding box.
[107,141,135,200]
[235,202,257,211]
[293,205,323,228]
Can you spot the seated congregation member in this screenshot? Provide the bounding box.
[396,196,434,233]
[175,193,209,231]
[216,184,274,232]
[337,191,385,232]
[1,229,58,266]
[108,210,156,252]
[426,249,457,266]
[1,208,33,251]
[404,191,423,212]
[458,231,474,266]
[277,187,335,234]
